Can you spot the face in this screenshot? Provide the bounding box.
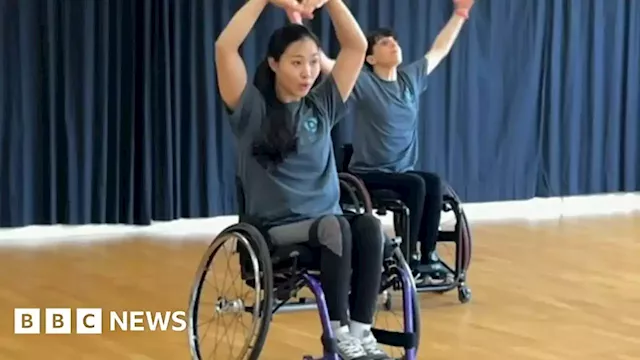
[269,38,321,100]
[367,36,403,68]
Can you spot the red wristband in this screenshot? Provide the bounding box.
[455,8,469,20]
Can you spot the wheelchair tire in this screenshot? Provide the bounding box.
[188,223,274,360]
[373,246,421,359]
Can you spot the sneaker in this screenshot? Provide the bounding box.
[360,330,392,359]
[335,328,368,360]
[411,251,452,284]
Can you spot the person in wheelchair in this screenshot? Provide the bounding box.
[215,0,392,358]
[288,0,475,284]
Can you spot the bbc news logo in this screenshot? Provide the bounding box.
[14,308,187,334]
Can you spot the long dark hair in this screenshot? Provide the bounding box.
[251,24,322,169]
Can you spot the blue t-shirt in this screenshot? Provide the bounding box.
[348,58,430,173]
[226,77,347,226]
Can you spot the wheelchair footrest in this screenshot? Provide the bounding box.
[370,327,417,349]
[437,230,457,242]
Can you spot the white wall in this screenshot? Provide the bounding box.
[1,193,639,248]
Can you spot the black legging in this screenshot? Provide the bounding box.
[355,171,443,262]
[267,213,384,325]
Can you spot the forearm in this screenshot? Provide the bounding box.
[215,0,269,51]
[319,51,336,74]
[325,0,367,52]
[429,13,466,55]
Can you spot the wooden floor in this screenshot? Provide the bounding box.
[1,214,639,359]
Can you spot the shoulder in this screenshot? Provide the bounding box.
[356,66,379,87]
[225,84,267,137]
[226,84,266,119]
[398,57,429,94]
[399,57,429,76]
[304,76,348,123]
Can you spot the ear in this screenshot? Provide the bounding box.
[365,54,376,66]
[267,57,278,72]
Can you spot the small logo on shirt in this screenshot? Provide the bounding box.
[403,88,414,103]
[303,117,318,134]
[298,117,320,146]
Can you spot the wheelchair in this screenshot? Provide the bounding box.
[336,144,473,304]
[187,173,421,360]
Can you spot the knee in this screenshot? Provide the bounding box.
[422,173,443,195]
[408,176,427,196]
[313,215,352,257]
[353,213,381,230]
[351,214,385,253]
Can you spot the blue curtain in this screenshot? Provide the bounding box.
[1,0,639,228]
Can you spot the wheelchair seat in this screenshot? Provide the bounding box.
[370,189,403,202]
[270,244,313,265]
[270,244,318,272]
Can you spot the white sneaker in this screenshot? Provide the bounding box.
[360,330,392,359]
[335,328,368,360]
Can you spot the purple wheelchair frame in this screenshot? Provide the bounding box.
[230,173,419,360]
[300,271,417,360]
[295,174,417,360]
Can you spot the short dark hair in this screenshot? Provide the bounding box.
[366,28,397,57]
[364,28,397,68]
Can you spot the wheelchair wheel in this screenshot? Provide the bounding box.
[373,245,421,360]
[188,223,274,360]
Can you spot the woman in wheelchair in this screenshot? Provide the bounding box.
[287,0,475,284]
[215,0,392,358]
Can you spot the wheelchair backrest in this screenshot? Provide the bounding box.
[335,144,354,173]
[235,177,247,220]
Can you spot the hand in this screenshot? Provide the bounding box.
[300,0,331,10]
[286,8,304,24]
[298,0,332,19]
[269,0,305,13]
[453,0,474,19]
[271,0,330,20]
[453,0,474,10]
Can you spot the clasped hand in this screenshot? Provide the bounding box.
[269,0,331,20]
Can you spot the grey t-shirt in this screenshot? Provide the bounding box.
[348,58,430,173]
[226,77,347,226]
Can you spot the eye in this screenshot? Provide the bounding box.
[310,59,319,66]
[292,60,302,66]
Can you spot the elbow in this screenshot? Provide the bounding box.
[355,37,368,62]
[214,39,228,52]
[351,33,367,53]
[215,37,237,54]
[342,33,367,60]
[430,43,451,58]
[338,29,367,54]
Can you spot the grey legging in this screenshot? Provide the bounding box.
[268,214,385,326]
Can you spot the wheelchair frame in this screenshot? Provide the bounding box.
[338,144,473,304]
[187,174,420,360]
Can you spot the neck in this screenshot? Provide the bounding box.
[275,83,301,103]
[373,65,397,81]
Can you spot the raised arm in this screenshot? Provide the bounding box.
[424,0,474,75]
[215,0,270,110]
[319,52,337,75]
[215,0,308,110]
[317,0,366,101]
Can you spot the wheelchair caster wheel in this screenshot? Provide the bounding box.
[458,286,471,304]
[379,290,393,311]
[383,294,392,311]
